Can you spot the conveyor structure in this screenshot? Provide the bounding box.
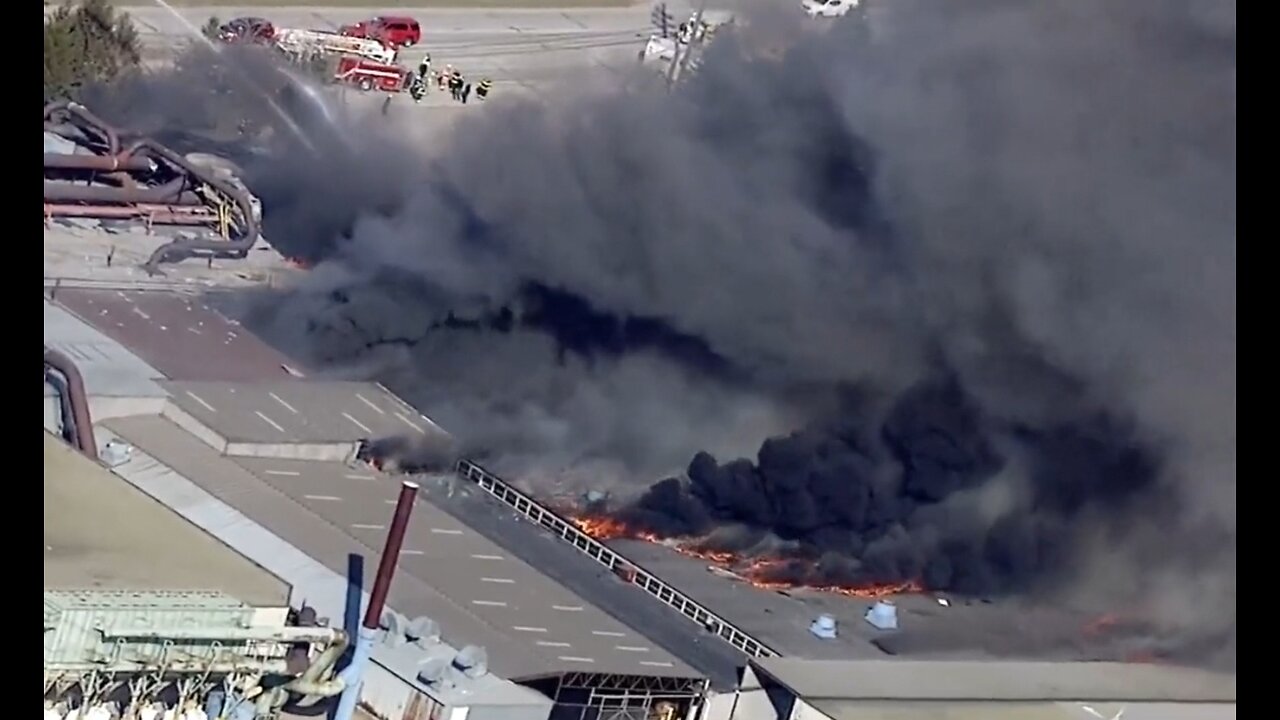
[455,459,780,660]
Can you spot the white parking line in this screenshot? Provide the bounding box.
[471,600,507,607]
[470,554,503,560]
[537,641,572,648]
[269,392,299,414]
[355,393,386,415]
[395,412,427,435]
[400,550,424,556]
[185,391,216,412]
[591,631,625,638]
[264,470,301,477]
[303,495,342,502]
[342,412,373,434]
[255,411,286,433]
[430,528,463,535]
[557,656,594,663]
[351,524,385,530]
[615,646,650,653]
[481,577,515,584]
[345,474,376,481]
[552,605,584,612]
[639,661,674,668]
[512,626,547,633]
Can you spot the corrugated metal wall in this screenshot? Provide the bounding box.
[469,704,553,720]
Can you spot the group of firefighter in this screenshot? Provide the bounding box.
[408,54,492,104]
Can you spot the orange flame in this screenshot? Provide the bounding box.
[1083,613,1121,637]
[569,513,926,599]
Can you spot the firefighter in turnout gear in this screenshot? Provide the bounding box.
[449,69,464,101]
[410,75,426,103]
[417,53,432,83]
[476,77,493,100]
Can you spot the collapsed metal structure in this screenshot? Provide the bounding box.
[43,101,263,274]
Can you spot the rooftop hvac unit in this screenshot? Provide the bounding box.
[380,610,408,648]
[380,611,443,649]
[406,616,441,648]
[417,652,455,690]
[452,645,489,679]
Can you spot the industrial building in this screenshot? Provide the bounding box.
[731,658,1237,720]
[43,107,1237,718]
[42,263,1242,720]
[43,274,736,719]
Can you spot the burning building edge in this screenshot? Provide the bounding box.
[354,368,1226,669]
[546,377,1165,602]
[568,512,926,601]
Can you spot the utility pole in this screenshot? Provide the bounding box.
[666,0,707,88]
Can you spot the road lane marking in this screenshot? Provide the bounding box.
[342,412,373,434]
[185,391,216,412]
[255,411,285,432]
[269,392,299,414]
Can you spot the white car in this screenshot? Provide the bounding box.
[642,35,678,63]
[802,0,857,18]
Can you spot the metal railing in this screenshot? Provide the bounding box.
[454,459,780,659]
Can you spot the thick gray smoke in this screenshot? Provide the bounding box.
[99,0,1234,664]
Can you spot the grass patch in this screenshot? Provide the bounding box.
[117,0,635,8]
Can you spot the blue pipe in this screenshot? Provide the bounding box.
[333,625,379,720]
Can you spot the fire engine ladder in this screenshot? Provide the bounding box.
[454,459,780,659]
[274,28,395,64]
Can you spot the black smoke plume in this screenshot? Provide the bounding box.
[617,378,1166,597]
[96,0,1234,665]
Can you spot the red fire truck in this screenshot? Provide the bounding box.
[332,56,414,93]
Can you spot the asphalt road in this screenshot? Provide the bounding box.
[125,5,666,89]
[117,5,685,142]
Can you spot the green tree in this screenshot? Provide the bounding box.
[44,0,141,103]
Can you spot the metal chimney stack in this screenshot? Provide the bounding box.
[334,480,419,720]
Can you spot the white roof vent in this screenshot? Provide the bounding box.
[379,610,408,647]
[417,653,455,690]
[452,645,489,679]
[406,616,441,648]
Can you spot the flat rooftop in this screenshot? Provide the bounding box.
[752,657,1237,702]
[52,288,306,382]
[44,298,166,399]
[606,539,1152,663]
[103,414,703,682]
[43,431,290,608]
[419,472,745,689]
[44,220,297,293]
[161,379,443,444]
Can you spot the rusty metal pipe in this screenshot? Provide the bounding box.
[44,203,217,224]
[43,101,120,155]
[41,107,263,273]
[131,139,262,273]
[44,346,97,460]
[364,480,419,629]
[44,153,158,173]
[334,480,418,720]
[44,180,202,206]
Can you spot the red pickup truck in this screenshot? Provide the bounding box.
[339,16,422,48]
